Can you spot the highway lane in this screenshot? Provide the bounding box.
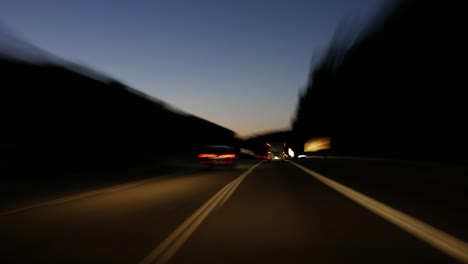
[0,161,258,264]
[170,160,461,263]
[295,157,468,242]
[1,158,467,263]
[0,159,205,213]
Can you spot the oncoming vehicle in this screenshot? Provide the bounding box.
[198,145,238,167]
[267,142,285,161]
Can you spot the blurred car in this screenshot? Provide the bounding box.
[267,142,285,161]
[269,151,284,161]
[198,145,238,166]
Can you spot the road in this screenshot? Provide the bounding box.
[1,158,467,263]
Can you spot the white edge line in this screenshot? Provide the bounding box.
[140,161,263,264]
[288,161,468,263]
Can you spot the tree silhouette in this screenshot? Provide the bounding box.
[292,0,467,164]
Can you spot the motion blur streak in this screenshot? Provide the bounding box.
[140,161,263,264]
[304,137,331,152]
[289,161,468,263]
[198,154,217,158]
[219,154,236,159]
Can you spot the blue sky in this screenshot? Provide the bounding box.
[0,0,388,138]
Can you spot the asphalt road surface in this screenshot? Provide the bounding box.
[1,158,467,263]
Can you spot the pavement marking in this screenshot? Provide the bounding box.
[139,161,263,264]
[289,161,468,263]
[0,170,191,216]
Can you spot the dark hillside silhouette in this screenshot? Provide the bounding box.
[0,56,236,175]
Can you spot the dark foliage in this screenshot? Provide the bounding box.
[292,0,467,164]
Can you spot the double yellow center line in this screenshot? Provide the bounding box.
[140,161,264,264]
[141,160,468,263]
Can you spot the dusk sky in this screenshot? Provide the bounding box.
[1,0,388,138]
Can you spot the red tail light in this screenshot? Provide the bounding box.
[219,154,236,158]
[198,154,217,158]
